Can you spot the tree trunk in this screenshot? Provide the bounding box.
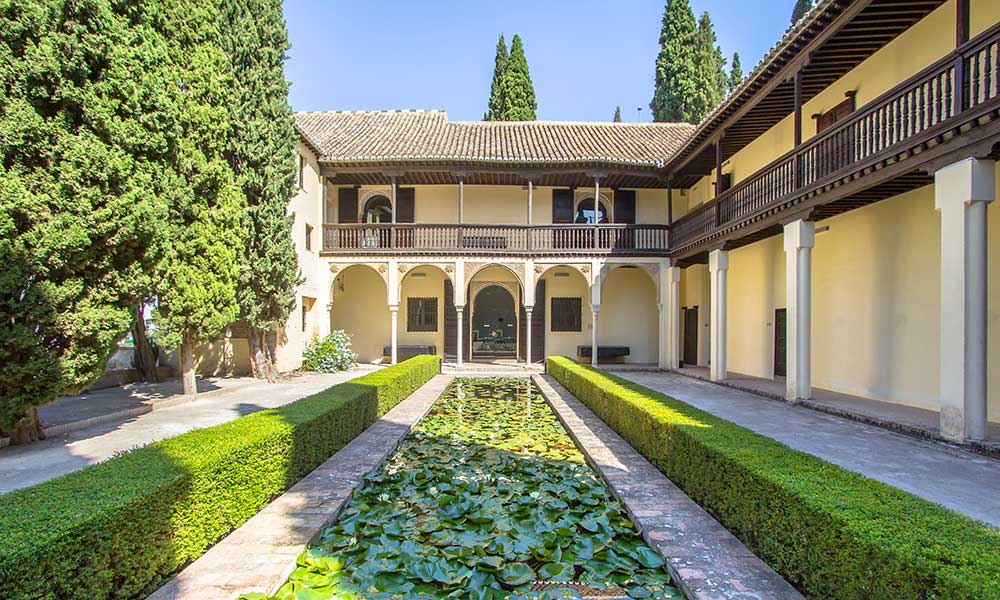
[248,326,277,382]
[180,336,197,396]
[5,408,45,445]
[132,305,159,383]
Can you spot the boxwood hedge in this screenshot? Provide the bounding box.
[546,356,1000,599]
[0,355,440,600]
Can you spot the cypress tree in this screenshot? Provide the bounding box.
[650,0,700,123]
[219,0,301,381]
[692,11,727,121]
[613,105,623,122]
[152,0,246,396]
[484,34,508,121]
[0,0,175,441]
[728,52,743,93]
[496,34,537,120]
[791,0,813,26]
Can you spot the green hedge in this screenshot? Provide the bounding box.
[546,356,1000,599]
[0,355,439,600]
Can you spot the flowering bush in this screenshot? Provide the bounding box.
[302,330,357,373]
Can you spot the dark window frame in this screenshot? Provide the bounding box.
[297,154,305,188]
[304,223,313,251]
[814,92,856,134]
[550,297,582,332]
[407,297,438,332]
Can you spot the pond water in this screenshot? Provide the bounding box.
[247,378,680,600]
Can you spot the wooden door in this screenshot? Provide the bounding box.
[773,308,787,377]
[444,280,456,361]
[682,307,698,366]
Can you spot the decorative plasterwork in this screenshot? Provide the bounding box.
[534,263,593,285]
[397,262,458,302]
[464,261,525,289]
[328,261,390,288]
[599,263,660,293]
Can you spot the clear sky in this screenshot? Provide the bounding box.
[283,0,794,122]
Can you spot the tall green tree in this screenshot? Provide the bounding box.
[484,34,508,121]
[650,0,700,123]
[728,52,743,93]
[496,34,537,120]
[613,105,623,122]
[791,0,812,25]
[152,0,246,396]
[219,0,301,381]
[0,0,175,442]
[692,11,727,121]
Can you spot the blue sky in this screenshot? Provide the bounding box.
[283,0,793,122]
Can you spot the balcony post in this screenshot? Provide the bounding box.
[390,175,397,249]
[934,158,994,441]
[955,0,970,114]
[527,178,533,224]
[708,249,728,382]
[667,179,673,226]
[458,173,465,250]
[593,175,601,249]
[794,69,803,188]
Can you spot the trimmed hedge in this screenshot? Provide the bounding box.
[0,355,439,600]
[547,356,1000,599]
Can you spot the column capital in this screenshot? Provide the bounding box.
[667,265,682,282]
[783,219,816,251]
[591,305,601,314]
[934,158,996,209]
[388,305,399,312]
[708,248,729,272]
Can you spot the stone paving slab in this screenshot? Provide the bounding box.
[534,374,803,600]
[147,374,452,600]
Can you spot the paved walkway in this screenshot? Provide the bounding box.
[673,366,1000,451]
[616,371,1000,527]
[535,375,802,600]
[148,375,451,600]
[0,367,379,495]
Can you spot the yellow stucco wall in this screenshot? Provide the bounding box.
[680,265,711,366]
[398,267,447,355]
[599,267,659,364]
[540,268,592,359]
[330,265,390,363]
[723,166,1000,422]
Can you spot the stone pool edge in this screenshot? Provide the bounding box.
[532,374,804,600]
[146,374,454,600]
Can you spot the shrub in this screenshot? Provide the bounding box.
[302,330,357,373]
[0,355,440,600]
[546,356,1000,600]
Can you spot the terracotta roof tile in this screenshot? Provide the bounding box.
[295,110,695,169]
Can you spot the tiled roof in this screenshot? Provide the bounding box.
[295,110,695,169]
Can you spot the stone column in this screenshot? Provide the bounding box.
[591,306,600,366]
[389,305,399,365]
[525,306,533,365]
[456,306,464,366]
[708,249,729,382]
[590,262,602,366]
[935,157,994,441]
[784,219,815,402]
[663,265,682,369]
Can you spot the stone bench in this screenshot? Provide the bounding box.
[383,344,437,361]
[576,345,630,362]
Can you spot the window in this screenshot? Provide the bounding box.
[574,200,610,224]
[297,154,305,188]
[407,297,438,332]
[305,223,313,251]
[814,92,856,134]
[550,297,582,332]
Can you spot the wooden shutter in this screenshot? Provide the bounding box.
[552,189,574,224]
[532,279,545,363]
[444,280,457,360]
[338,188,358,223]
[396,188,415,223]
[614,190,636,224]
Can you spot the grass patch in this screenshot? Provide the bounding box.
[547,356,1000,600]
[0,355,440,600]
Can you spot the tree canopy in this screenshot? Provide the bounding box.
[693,11,727,121]
[728,52,743,93]
[0,0,176,441]
[650,0,700,123]
[613,105,623,122]
[219,0,301,381]
[791,0,813,26]
[484,34,508,121]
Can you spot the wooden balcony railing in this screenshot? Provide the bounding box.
[321,223,670,256]
[671,22,1000,252]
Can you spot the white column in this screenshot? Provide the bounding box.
[389,305,399,364]
[456,306,464,366]
[661,265,681,370]
[783,219,815,402]
[708,249,728,382]
[591,306,600,366]
[935,158,994,441]
[525,306,533,365]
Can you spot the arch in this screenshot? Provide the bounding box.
[329,264,390,363]
[464,261,525,289]
[470,284,517,358]
[599,263,659,295]
[362,194,392,223]
[599,265,660,364]
[534,262,593,285]
[575,198,611,224]
[397,262,455,305]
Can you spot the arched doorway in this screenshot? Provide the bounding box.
[362,195,392,223]
[471,284,517,359]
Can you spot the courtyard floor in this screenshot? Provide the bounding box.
[0,366,380,495]
[615,371,1000,527]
